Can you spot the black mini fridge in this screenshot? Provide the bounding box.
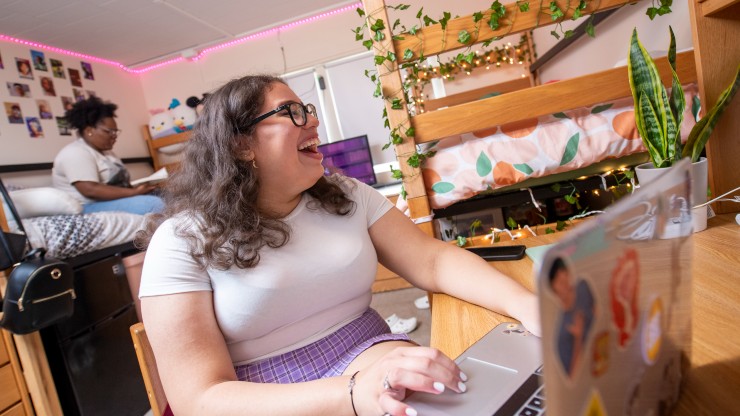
[41,253,150,416]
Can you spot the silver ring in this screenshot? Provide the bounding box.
[383,373,393,391]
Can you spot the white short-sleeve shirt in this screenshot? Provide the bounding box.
[139,178,394,365]
[52,138,130,203]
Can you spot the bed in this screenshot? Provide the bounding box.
[359,0,716,229]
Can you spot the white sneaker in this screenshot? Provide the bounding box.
[414,295,430,310]
[385,314,418,334]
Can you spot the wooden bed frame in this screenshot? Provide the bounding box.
[361,0,740,225]
[140,125,191,172]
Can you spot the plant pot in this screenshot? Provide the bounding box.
[634,157,708,232]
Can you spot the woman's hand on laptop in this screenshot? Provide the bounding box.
[353,345,467,416]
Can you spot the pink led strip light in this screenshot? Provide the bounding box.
[0,2,361,75]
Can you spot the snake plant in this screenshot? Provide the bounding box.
[628,27,740,168]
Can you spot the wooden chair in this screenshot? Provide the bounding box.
[130,322,167,416]
[140,125,191,172]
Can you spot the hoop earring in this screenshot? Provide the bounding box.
[252,160,258,169]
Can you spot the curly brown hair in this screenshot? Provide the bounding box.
[136,75,354,270]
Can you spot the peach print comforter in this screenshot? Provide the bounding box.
[421,84,699,209]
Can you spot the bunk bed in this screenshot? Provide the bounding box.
[360,0,739,231]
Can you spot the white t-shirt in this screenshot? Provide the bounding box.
[52,138,131,204]
[139,179,394,365]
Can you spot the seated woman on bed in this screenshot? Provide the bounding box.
[137,75,540,416]
[52,96,164,215]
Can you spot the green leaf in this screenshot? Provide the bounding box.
[638,92,669,167]
[646,7,659,20]
[550,30,560,40]
[514,163,534,175]
[391,98,403,110]
[667,27,685,157]
[432,182,455,194]
[586,20,595,37]
[545,227,555,234]
[403,48,414,60]
[518,1,530,12]
[682,64,740,162]
[458,30,472,45]
[416,7,424,19]
[423,16,438,26]
[370,19,385,32]
[473,11,484,22]
[356,8,365,17]
[591,104,613,114]
[476,151,492,176]
[553,112,569,119]
[507,217,518,229]
[390,167,403,179]
[440,11,451,30]
[362,40,373,50]
[556,220,567,231]
[559,133,580,165]
[374,55,386,65]
[456,236,467,247]
[564,30,574,39]
[405,127,415,137]
[550,183,561,193]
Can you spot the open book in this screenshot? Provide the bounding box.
[131,167,168,186]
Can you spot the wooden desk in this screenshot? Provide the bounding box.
[431,213,740,415]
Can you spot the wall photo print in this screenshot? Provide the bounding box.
[81,61,94,80]
[26,117,44,138]
[40,76,56,96]
[61,96,74,112]
[68,68,82,87]
[56,116,72,136]
[7,82,30,98]
[5,102,24,124]
[31,50,47,71]
[51,59,65,78]
[37,99,53,119]
[16,58,33,79]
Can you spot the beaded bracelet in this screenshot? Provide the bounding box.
[348,370,360,416]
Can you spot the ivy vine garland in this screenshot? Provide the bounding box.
[353,1,673,188]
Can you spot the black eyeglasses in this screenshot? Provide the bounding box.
[246,102,317,128]
[98,126,122,136]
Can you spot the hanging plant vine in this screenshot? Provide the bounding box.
[353,1,673,186]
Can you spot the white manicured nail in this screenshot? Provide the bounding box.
[433,381,445,392]
[460,371,468,381]
[405,407,418,416]
[458,381,467,393]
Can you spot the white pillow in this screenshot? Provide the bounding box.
[2,187,83,221]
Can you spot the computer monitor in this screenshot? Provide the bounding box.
[318,135,377,186]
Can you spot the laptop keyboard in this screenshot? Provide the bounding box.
[493,366,546,416]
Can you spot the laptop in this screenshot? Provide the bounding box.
[406,159,694,416]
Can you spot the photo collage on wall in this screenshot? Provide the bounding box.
[1,46,96,138]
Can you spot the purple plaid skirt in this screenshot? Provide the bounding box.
[234,308,411,383]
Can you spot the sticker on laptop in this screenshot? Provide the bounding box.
[591,331,610,377]
[641,297,664,364]
[548,257,596,380]
[581,388,608,416]
[609,248,640,349]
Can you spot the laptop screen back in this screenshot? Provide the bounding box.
[536,159,694,416]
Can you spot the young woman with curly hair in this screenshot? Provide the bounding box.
[137,75,540,416]
[52,96,163,214]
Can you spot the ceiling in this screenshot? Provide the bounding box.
[0,0,356,67]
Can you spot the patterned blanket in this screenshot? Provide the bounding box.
[20,212,146,259]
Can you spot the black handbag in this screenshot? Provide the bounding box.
[0,180,76,335]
